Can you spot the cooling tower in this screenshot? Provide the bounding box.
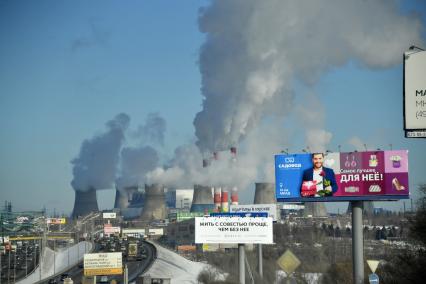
[140,184,167,221]
[346,201,374,216]
[190,184,215,213]
[71,188,99,218]
[114,186,138,209]
[254,183,276,204]
[303,203,328,217]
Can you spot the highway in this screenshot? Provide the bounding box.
[41,240,156,284]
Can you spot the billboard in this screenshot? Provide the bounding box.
[275,150,409,202]
[229,204,277,221]
[84,252,122,276]
[104,225,120,235]
[195,217,273,244]
[404,49,426,137]
[46,218,66,225]
[103,212,117,219]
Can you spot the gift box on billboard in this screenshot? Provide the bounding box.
[301,180,317,197]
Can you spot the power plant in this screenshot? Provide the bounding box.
[190,184,215,213]
[303,202,328,218]
[347,201,375,216]
[114,186,138,209]
[254,183,276,204]
[140,184,167,221]
[71,188,99,218]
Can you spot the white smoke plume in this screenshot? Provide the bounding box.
[194,0,423,154]
[71,113,130,191]
[116,113,166,189]
[150,0,424,197]
[347,136,367,152]
[116,146,159,189]
[134,112,166,147]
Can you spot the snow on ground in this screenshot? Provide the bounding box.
[143,242,215,284]
[17,241,92,284]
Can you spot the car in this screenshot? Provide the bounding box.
[78,262,84,269]
[60,273,69,281]
[99,275,108,283]
[48,279,58,284]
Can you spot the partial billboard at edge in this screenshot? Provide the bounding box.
[275,150,409,202]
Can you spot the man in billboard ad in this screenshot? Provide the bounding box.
[301,153,338,197]
[275,150,409,202]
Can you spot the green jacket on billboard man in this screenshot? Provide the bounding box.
[301,153,338,197]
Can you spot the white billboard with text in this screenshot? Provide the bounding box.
[195,217,273,244]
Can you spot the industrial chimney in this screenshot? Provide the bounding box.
[221,189,229,212]
[190,184,215,213]
[231,186,239,205]
[114,186,138,209]
[254,183,276,204]
[71,188,99,218]
[214,187,222,211]
[140,184,167,221]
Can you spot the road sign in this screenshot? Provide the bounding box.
[369,273,379,284]
[367,260,380,273]
[277,249,301,275]
[128,243,137,257]
[84,252,122,276]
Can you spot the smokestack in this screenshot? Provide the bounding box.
[114,186,138,209]
[190,184,215,213]
[140,184,167,221]
[71,188,99,218]
[254,183,276,204]
[214,187,222,211]
[221,189,229,212]
[231,187,238,205]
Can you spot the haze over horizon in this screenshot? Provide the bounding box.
[1,0,426,215]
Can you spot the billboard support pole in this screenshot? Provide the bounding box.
[257,244,263,279]
[239,243,245,284]
[351,200,364,284]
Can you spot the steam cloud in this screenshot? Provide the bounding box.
[71,113,130,191]
[134,112,166,147]
[148,0,424,190]
[194,0,423,154]
[116,146,159,189]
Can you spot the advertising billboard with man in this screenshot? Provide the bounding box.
[275,150,409,202]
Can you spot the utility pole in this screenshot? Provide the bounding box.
[239,244,245,284]
[351,201,364,284]
[257,244,263,279]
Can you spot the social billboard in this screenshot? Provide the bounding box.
[195,217,273,244]
[275,150,409,202]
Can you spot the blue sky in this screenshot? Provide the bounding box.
[1,0,425,214]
